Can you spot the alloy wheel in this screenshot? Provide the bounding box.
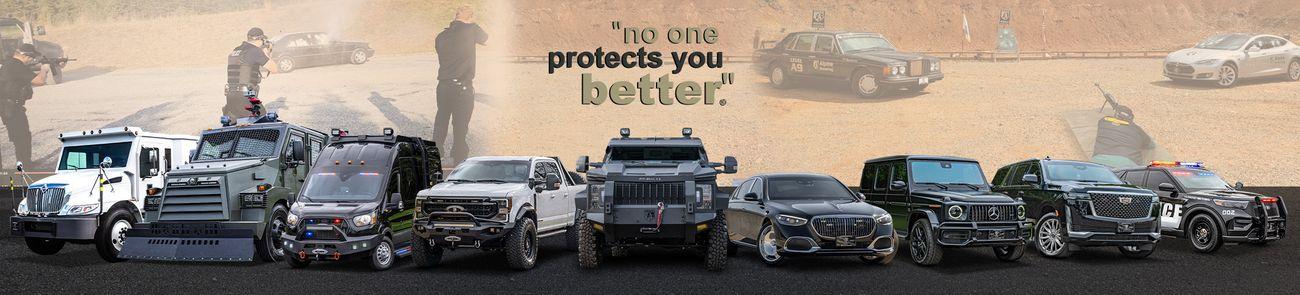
[771,66,785,86]
[759,226,781,262]
[375,241,393,267]
[270,217,286,257]
[1218,65,1236,86]
[1037,218,1065,255]
[1289,61,1299,80]
[525,227,538,264]
[857,74,878,95]
[1193,219,1212,247]
[110,219,132,252]
[909,222,928,261]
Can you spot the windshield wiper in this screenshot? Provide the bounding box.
[916,182,948,189]
[946,183,982,190]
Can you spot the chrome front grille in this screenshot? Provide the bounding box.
[908,60,925,76]
[158,182,227,221]
[970,204,1019,222]
[1089,193,1154,219]
[612,182,686,205]
[424,198,499,219]
[25,187,68,213]
[811,216,875,238]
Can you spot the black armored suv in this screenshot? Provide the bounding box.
[1115,161,1286,253]
[574,128,737,271]
[860,155,1027,266]
[754,31,943,98]
[994,158,1161,259]
[282,128,442,270]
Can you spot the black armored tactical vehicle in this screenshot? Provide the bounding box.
[574,128,737,271]
[282,128,442,270]
[994,158,1161,259]
[860,155,1027,266]
[1115,161,1286,253]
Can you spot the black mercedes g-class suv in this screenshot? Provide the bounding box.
[574,128,737,271]
[994,158,1160,259]
[281,128,442,270]
[754,31,943,98]
[860,155,1027,266]
[1115,161,1286,253]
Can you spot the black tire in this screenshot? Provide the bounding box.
[1286,59,1299,82]
[1187,214,1223,253]
[769,63,792,89]
[350,49,370,64]
[908,219,943,266]
[411,235,443,268]
[370,236,397,271]
[1215,63,1238,88]
[851,70,884,98]
[993,245,1025,262]
[25,237,65,255]
[95,208,135,262]
[277,57,296,73]
[859,233,898,265]
[256,204,289,262]
[1034,212,1073,258]
[505,217,539,270]
[577,219,602,269]
[287,255,311,268]
[1118,245,1155,259]
[756,223,786,266]
[704,216,728,271]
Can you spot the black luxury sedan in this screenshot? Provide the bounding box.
[753,31,943,98]
[724,173,897,266]
[269,31,375,73]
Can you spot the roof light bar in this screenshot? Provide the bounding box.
[1149,161,1204,169]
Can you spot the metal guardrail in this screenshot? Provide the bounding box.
[501,50,1171,63]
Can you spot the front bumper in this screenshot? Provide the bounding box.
[585,207,720,246]
[1164,61,1221,80]
[282,230,384,261]
[1224,217,1286,243]
[933,220,1028,247]
[773,223,895,257]
[118,221,260,262]
[879,72,945,86]
[413,212,514,249]
[1067,212,1160,247]
[10,215,99,241]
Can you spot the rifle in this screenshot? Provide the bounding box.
[37,57,75,65]
[1094,82,1120,114]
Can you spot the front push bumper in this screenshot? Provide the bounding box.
[118,221,260,262]
[10,215,99,241]
[282,231,384,261]
[413,213,514,249]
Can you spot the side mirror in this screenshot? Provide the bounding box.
[15,161,23,172]
[856,192,866,201]
[722,156,738,174]
[34,26,46,36]
[386,193,403,210]
[890,180,907,190]
[1021,174,1039,184]
[575,156,589,173]
[545,173,561,191]
[1157,183,1178,192]
[1234,181,1244,190]
[743,192,760,202]
[140,148,161,178]
[100,157,114,168]
[288,140,306,163]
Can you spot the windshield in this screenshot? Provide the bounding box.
[59,142,132,170]
[1171,170,1232,191]
[910,160,987,186]
[446,160,529,183]
[301,172,385,202]
[767,176,855,201]
[0,24,23,40]
[1045,162,1123,183]
[1195,34,1251,50]
[194,129,282,161]
[608,146,701,161]
[838,35,896,52]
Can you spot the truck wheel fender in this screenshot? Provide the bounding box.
[519,204,536,221]
[1180,206,1225,234]
[1039,205,1058,220]
[907,210,939,237]
[103,201,141,223]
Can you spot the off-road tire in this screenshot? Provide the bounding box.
[1188,214,1223,253]
[908,219,944,266]
[1034,212,1073,258]
[993,245,1026,262]
[704,216,728,271]
[287,255,311,268]
[411,235,443,268]
[256,204,290,262]
[851,70,884,98]
[1118,245,1155,259]
[1216,63,1238,88]
[278,57,296,73]
[769,63,792,89]
[505,218,539,270]
[95,208,135,262]
[859,233,898,265]
[577,219,602,269]
[25,237,65,255]
[370,236,397,271]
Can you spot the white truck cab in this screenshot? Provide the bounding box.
[10,127,197,262]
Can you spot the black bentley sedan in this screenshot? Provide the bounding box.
[724,173,896,266]
[269,31,375,73]
[753,31,943,98]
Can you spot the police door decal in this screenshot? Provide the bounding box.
[1159,202,1184,230]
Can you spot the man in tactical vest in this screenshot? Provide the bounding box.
[224,27,277,118]
[433,6,488,164]
[0,44,47,171]
[1091,105,1152,168]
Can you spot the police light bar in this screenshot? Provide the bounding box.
[1149,161,1204,169]
[682,127,693,138]
[619,128,631,138]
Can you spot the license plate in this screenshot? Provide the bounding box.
[989,230,1006,239]
[918,77,930,85]
[835,236,854,247]
[1117,223,1135,233]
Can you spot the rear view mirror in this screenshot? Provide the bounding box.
[855,192,866,201]
[545,173,561,191]
[890,180,907,190]
[100,157,114,168]
[1234,181,1244,190]
[1021,174,1039,184]
[575,156,589,173]
[743,192,760,202]
[139,148,161,178]
[288,140,306,163]
[386,193,403,210]
[15,161,23,172]
[722,156,738,174]
[1157,183,1178,192]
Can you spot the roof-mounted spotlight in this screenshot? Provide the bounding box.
[330,129,342,137]
[220,116,233,127]
[681,127,693,138]
[265,112,279,122]
[619,128,631,138]
[383,127,394,136]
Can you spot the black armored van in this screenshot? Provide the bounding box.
[281,128,442,270]
[574,128,737,271]
[860,155,1028,266]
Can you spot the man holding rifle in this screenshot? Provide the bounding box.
[0,44,47,171]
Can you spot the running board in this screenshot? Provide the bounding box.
[538,228,567,239]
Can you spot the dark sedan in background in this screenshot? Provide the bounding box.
[725,173,897,266]
[753,31,943,98]
[270,31,374,73]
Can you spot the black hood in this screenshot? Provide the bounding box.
[1049,181,1155,196]
[846,50,931,63]
[295,202,379,217]
[913,189,1018,203]
[1186,189,1269,202]
[769,199,886,217]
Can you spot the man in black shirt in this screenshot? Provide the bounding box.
[0,44,48,170]
[224,27,277,118]
[1091,105,1152,167]
[433,6,488,164]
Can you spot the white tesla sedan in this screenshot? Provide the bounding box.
[1164,34,1300,87]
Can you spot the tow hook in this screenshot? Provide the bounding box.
[640,202,666,234]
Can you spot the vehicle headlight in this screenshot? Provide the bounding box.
[494,198,512,219]
[875,214,892,225]
[1214,199,1249,209]
[16,201,28,215]
[695,184,713,209]
[776,214,808,226]
[352,211,377,228]
[286,212,300,228]
[947,205,965,220]
[240,193,267,208]
[1016,205,1027,220]
[63,203,101,215]
[931,60,940,71]
[1194,59,1218,65]
[891,65,906,76]
[588,184,605,209]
